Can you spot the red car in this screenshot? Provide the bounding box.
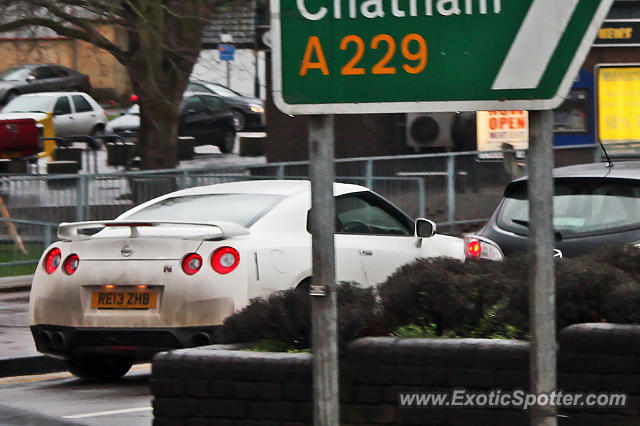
[0,118,41,158]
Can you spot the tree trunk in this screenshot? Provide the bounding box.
[123,0,210,170]
[132,76,184,170]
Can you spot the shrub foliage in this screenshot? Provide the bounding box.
[220,245,640,347]
[220,282,376,349]
[379,245,640,338]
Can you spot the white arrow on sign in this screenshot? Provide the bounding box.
[492,0,580,90]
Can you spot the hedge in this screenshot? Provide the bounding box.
[219,245,640,347]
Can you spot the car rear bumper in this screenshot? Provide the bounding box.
[31,324,222,361]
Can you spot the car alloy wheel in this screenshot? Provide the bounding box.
[231,110,246,131]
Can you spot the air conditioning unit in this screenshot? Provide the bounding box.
[405,112,456,151]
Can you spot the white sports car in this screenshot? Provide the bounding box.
[30,180,463,379]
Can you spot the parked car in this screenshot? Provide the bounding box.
[466,161,640,259]
[30,180,463,379]
[0,64,92,105]
[0,92,107,138]
[186,80,264,131]
[105,91,237,153]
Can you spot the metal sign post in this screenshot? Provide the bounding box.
[308,114,339,426]
[527,110,556,426]
[270,2,614,426]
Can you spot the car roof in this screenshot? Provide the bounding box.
[16,92,88,97]
[166,180,369,197]
[513,161,640,183]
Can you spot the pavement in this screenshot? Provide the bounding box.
[0,276,67,377]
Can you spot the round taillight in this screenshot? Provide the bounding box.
[63,254,80,275]
[182,253,202,275]
[211,247,240,274]
[44,248,62,274]
[466,239,481,259]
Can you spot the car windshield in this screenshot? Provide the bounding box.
[0,67,30,81]
[202,83,239,97]
[2,95,53,113]
[122,193,286,227]
[126,104,140,115]
[497,178,640,237]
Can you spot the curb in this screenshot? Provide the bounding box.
[0,355,66,378]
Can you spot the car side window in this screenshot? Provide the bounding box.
[33,67,53,80]
[184,96,205,114]
[51,67,69,78]
[72,95,93,113]
[202,95,224,111]
[335,194,412,236]
[53,96,71,115]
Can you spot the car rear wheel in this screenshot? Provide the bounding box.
[218,128,236,154]
[66,355,133,381]
[231,110,246,131]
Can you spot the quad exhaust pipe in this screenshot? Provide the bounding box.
[50,331,67,352]
[190,332,211,347]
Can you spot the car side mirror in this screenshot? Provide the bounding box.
[415,218,436,238]
[26,75,35,83]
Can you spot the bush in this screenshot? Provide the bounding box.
[379,245,640,338]
[378,257,514,337]
[220,245,640,347]
[219,282,376,350]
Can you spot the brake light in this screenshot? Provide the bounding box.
[466,239,481,259]
[464,236,504,261]
[182,253,202,275]
[63,254,80,275]
[44,248,62,274]
[211,247,240,274]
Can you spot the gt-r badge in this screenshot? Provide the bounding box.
[120,245,133,257]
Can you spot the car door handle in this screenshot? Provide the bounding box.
[358,250,373,256]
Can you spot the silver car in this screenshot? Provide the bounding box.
[0,92,108,138]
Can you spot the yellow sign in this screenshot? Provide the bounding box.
[598,67,640,143]
[476,111,529,157]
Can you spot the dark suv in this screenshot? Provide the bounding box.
[466,161,640,259]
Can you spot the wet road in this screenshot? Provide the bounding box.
[0,364,153,425]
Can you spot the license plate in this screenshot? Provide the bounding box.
[91,288,157,309]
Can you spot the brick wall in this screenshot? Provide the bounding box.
[151,323,640,425]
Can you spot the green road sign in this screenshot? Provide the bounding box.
[270,0,613,114]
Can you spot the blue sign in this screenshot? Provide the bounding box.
[219,44,235,61]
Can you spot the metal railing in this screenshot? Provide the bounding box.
[0,142,635,275]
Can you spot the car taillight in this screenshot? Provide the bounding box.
[182,253,202,275]
[44,248,62,274]
[466,239,481,258]
[464,236,504,261]
[63,254,80,275]
[211,247,240,274]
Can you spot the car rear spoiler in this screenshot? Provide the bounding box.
[57,220,250,241]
